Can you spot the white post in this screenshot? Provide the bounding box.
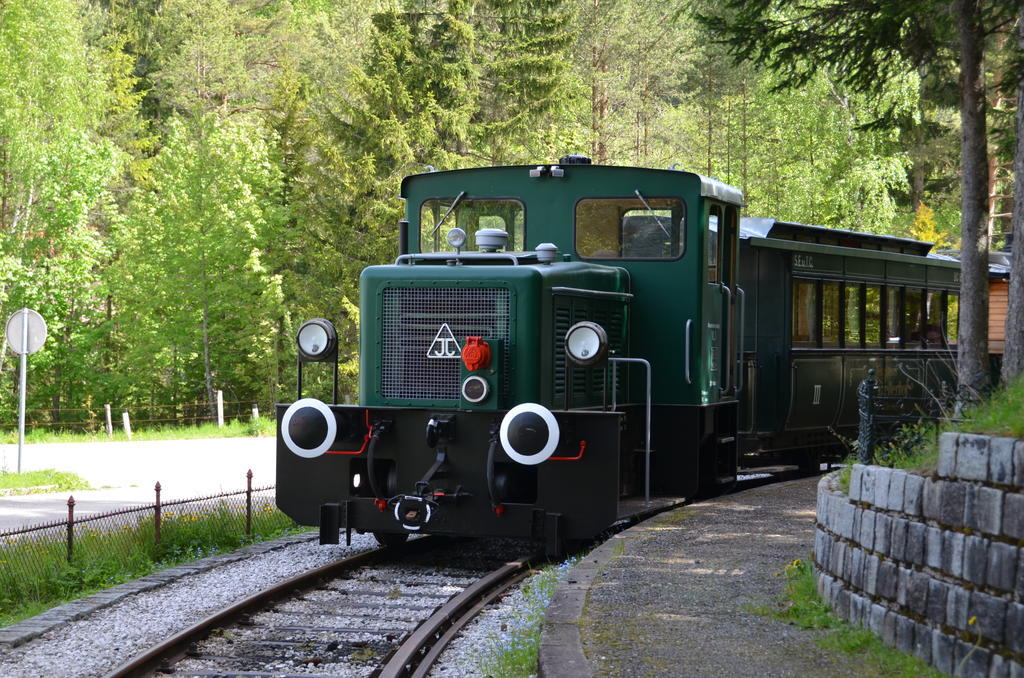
[122,410,132,440]
[104,404,113,437]
[251,404,259,421]
[216,389,224,427]
[16,308,27,473]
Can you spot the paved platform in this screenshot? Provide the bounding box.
[540,475,881,678]
[0,437,275,531]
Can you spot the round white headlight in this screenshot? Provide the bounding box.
[281,398,337,458]
[565,321,608,367]
[296,318,338,362]
[499,403,559,465]
[446,227,467,249]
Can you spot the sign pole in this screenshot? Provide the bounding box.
[6,307,47,474]
[17,308,28,473]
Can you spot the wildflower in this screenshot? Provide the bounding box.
[968,616,977,626]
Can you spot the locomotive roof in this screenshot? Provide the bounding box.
[400,163,744,206]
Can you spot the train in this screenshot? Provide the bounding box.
[274,155,996,555]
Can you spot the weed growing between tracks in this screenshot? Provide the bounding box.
[0,506,308,628]
[758,559,943,678]
[477,556,580,678]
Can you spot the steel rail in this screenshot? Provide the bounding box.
[375,553,538,678]
[101,537,436,678]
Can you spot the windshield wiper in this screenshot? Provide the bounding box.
[430,191,467,239]
[634,189,671,237]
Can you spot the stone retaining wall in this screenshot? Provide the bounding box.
[815,432,1024,676]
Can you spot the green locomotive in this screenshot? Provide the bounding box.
[275,156,961,554]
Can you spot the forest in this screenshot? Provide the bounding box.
[0,0,1019,431]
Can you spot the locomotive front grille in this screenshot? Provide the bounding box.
[381,287,510,401]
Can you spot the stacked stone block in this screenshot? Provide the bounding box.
[815,432,1024,676]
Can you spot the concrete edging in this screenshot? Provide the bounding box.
[538,533,627,678]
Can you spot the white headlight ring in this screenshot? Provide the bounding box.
[499,403,560,466]
[281,398,337,458]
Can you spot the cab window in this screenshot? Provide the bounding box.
[420,198,524,252]
[575,197,685,259]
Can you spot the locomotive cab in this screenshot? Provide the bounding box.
[275,158,746,554]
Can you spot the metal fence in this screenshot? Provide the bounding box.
[0,397,274,434]
[0,473,285,605]
[856,367,959,464]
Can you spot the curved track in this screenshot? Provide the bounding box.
[102,537,536,678]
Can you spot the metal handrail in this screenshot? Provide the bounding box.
[720,284,733,394]
[609,357,652,503]
[736,286,746,394]
[395,252,521,265]
[684,318,693,385]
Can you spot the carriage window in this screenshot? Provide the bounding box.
[420,198,524,253]
[792,279,818,347]
[865,285,881,347]
[946,292,959,345]
[844,283,862,347]
[707,206,720,282]
[885,286,902,348]
[822,281,841,348]
[904,288,924,348]
[575,197,685,259]
[925,291,944,347]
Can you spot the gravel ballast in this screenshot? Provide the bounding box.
[0,532,546,678]
[0,532,376,677]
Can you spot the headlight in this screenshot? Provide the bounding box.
[281,398,337,458]
[499,403,559,465]
[565,321,608,367]
[446,227,467,250]
[296,318,338,362]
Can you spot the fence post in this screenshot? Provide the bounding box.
[245,469,253,538]
[217,390,224,427]
[251,404,259,421]
[104,404,113,437]
[122,410,132,440]
[857,368,877,465]
[66,496,75,562]
[154,482,161,546]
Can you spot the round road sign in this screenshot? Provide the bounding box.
[6,308,47,356]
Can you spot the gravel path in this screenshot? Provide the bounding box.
[575,476,875,677]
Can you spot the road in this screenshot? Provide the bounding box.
[0,437,276,531]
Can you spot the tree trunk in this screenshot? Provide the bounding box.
[201,249,216,420]
[1001,5,1024,383]
[955,0,991,399]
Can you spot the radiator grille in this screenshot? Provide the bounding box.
[381,287,510,400]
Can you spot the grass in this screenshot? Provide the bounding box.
[961,374,1024,438]
[0,469,92,495]
[476,556,580,678]
[0,417,275,445]
[0,501,309,628]
[762,558,943,677]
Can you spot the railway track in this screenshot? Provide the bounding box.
[102,537,537,678]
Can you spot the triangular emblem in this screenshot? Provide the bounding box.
[427,323,462,359]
